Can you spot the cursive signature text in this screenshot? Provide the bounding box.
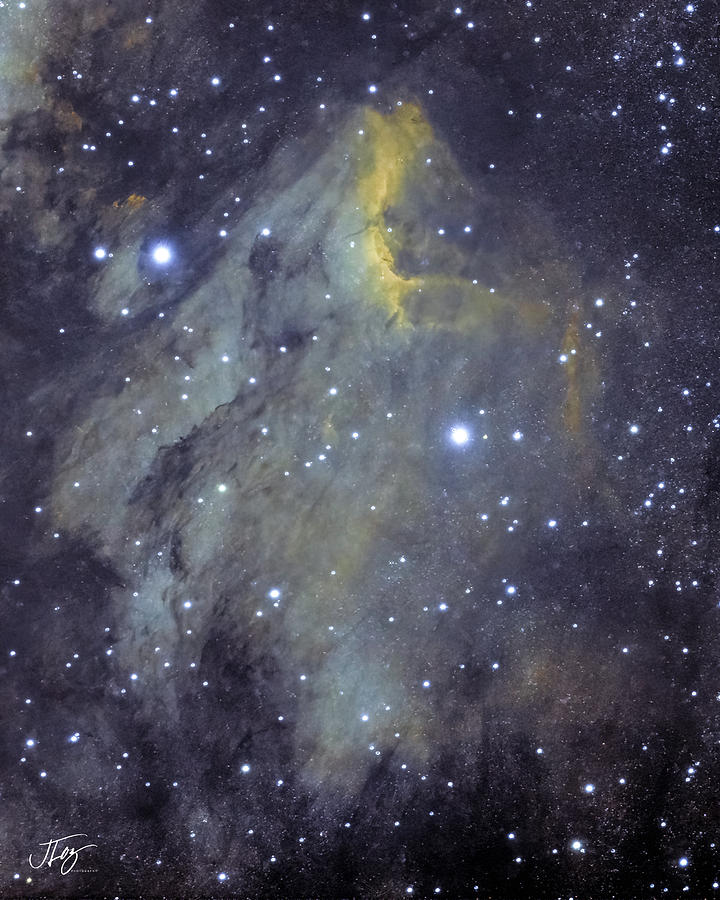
[28,833,97,875]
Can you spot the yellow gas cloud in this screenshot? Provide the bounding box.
[353,103,551,334]
[353,101,599,437]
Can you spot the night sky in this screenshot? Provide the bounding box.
[2,1,720,897]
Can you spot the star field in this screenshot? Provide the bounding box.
[2,1,720,898]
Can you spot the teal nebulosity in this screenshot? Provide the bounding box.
[1,1,719,897]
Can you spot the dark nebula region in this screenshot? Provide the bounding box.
[2,1,720,897]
